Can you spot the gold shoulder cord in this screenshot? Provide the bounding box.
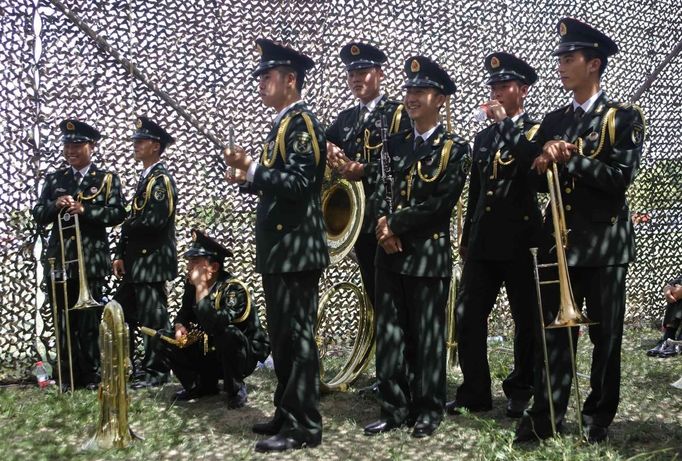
[77,173,112,202]
[492,124,539,179]
[299,113,321,166]
[389,104,404,134]
[214,278,252,324]
[268,113,321,166]
[132,174,174,217]
[417,139,453,182]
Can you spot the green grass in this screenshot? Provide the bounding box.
[1,328,681,460]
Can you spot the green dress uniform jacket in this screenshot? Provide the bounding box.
[245,102,330,274]
[114,162,178,282]
[498,92,645,436]
[33,163,127,278]
[463,113,542,261]
[326,95,410,232]
[376,125,469,277]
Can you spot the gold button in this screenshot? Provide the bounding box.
[355,153,361,160]
[485,206,491,212]
[397,205,403,210]
[565,187,572,194]
[565,205,572,211]
[610,217,616,223]
[356,137,361,143]
[486,191,493,196]
[433,233,439,239]
[70,236,75,241]
[276,224,283,231]
[489,175,495,180]
[400,190,406,196]
[524,215,529,221]
[141,249,147,254]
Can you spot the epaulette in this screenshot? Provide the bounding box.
[272,109,321,166]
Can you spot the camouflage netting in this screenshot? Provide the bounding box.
[1,0,680,379]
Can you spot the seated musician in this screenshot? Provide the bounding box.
[159,229,270,407]
[647,274,682,357]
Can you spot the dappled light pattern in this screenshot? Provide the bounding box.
[0,0,681,379]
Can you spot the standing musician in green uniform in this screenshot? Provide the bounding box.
[113,117,178,389]
[447,53,541,418]
[223,39,328,453]
[326,42,410,318]
[33,119,126,390]
[487,19,645,443]
[159,230,270,407]
[365,56,469,438]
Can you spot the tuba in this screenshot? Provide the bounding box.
[84,300,139,449]
[317,162,375,392]
[529,163,595,438]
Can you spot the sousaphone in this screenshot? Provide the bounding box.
[317,166,375,392]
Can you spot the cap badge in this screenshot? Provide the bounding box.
[350,45,360,56]
[559,21,567,36]
[490,56,500,69]
[135,118,142,129]
[66,121,75,131]
[410,59,420,73]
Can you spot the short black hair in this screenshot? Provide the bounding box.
[579,48,608,77]
[276,66,304,93]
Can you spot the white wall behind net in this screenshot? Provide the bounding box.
[1,0,680,379]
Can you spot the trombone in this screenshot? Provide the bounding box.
[48,205,102,393]
[530,162,595,439]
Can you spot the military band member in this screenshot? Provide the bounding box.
[224,39,328,453]
[366,56,468,438]
[160,230,270,407]
[32,119,126,390]
[488,19,645,443]
[447,53,541,418]
[326,42,410,314]
[113,117,178,389]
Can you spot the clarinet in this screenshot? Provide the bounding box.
[379,114,394,212]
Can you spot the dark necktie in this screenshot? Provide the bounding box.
[74,171,83,185]
[359,106,369,123]
[574,106,585,121]
[414,136,425,150]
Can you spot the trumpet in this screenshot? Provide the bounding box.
[49,206,102,393]
[530,163,596,439]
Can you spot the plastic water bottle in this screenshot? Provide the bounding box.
[32,361,53,389]
[470,106,489,123]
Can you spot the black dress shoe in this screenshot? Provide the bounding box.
[506,399,528,418]
[445,400,492,415]
[585,425,608,444]
[513,418,556,444]
[254,434,320,453]
[646,340,665,357]
[252,419,281,436]
[411,421,438,438]
[131,374,169,390]
[227,383,248,409]
[85,382,99,391]
[363,419,402,436]
[173,386,218,402]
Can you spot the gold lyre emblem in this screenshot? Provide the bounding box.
[490,56,500,69]
[559,21,567,36]
[350,44,360,56]
[66,121,75,131]
[410,59,420,73]
[135,118,142,129]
